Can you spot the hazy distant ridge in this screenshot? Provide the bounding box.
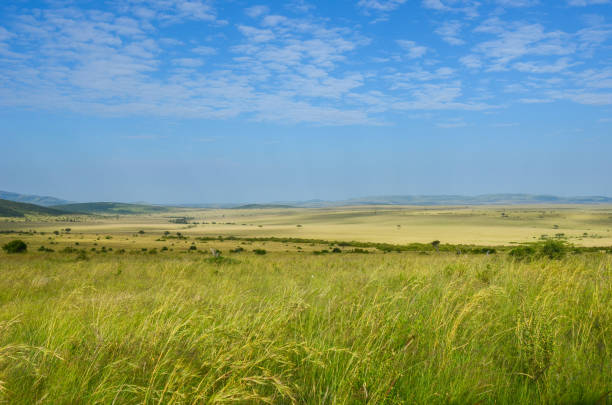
[1,190,611,209]
[0,198,68,217]
[53,202,170,215]
[276,194,612,207]
[338,194,612,206]
[0,190,71,206]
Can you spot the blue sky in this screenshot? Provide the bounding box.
[0,0,611,203]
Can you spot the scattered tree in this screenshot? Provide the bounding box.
[2,240,27,253]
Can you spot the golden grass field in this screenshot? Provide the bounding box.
[0,205,610,403]
[2,205,611,247]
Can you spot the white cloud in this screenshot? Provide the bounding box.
[513,57,578,73]
[473,18,574,70]
[192,45,216,55]
[519,97,553,103]
[0,27,14,42]
[118,0,221,24]
[422,0,480,18]
[459,54,482,68]
[547,89,612,104]
[245,5,269,18]
[435,20,464,45]
[0,0,610,127]
[173,57,203,67]
[358,0,408,11]
[567,0,610,6]
[396,40,428,58]
[238,25,275,42]
[496,0,539,6]
[437,118,467,128]
[285,0,315,13]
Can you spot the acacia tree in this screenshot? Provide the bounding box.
[431,240,440,253]
[2,240,27,253]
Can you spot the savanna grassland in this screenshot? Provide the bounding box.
[0,205,611,404]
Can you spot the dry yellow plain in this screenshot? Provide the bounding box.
[2,205,611,246]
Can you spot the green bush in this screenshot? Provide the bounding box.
[75,250,89,261]
[538,240,568,260]
[509,246,536,260]
[253,249,267,255]
[2,240,27,253]
[509,241,568,261]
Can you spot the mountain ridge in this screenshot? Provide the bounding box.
[0,190,71,206]
[0,198,69,217]
[1,190,611,209]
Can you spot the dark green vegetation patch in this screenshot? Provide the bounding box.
[53,202,170,215]
[2,239,27,253]
[0,198,68,217]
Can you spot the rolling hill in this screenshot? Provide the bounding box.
[53,202,171,215]
[232,204,295,209]
[0,190,71,206]
[274,194,612,207]
[0,198,69,217]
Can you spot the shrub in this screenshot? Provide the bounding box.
[253,249,267,255]
[509,241,568,261]
[538,240,568,260]
[509,246,536,260]
[431,240,440,252]
[2,240,27,253]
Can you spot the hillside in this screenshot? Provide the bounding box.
[0,198,69,217]
[53,202,171,215]
[232,204,294,209]
[0,190,71,206]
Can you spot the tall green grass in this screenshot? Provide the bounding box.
[0,252,610,403]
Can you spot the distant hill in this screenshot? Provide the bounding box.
[0,190,71,206]
[338,194,612,205]
[348,194,612,206]
[232,204,294,209]
[283,194,612,207]
[170,194,612,209]
[0,198,69,217]
[53,202,171,215]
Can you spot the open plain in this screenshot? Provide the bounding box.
[0,205,611,403]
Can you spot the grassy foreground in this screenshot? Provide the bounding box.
[0,250,610,404]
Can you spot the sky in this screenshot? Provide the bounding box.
[0,0,611,204]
